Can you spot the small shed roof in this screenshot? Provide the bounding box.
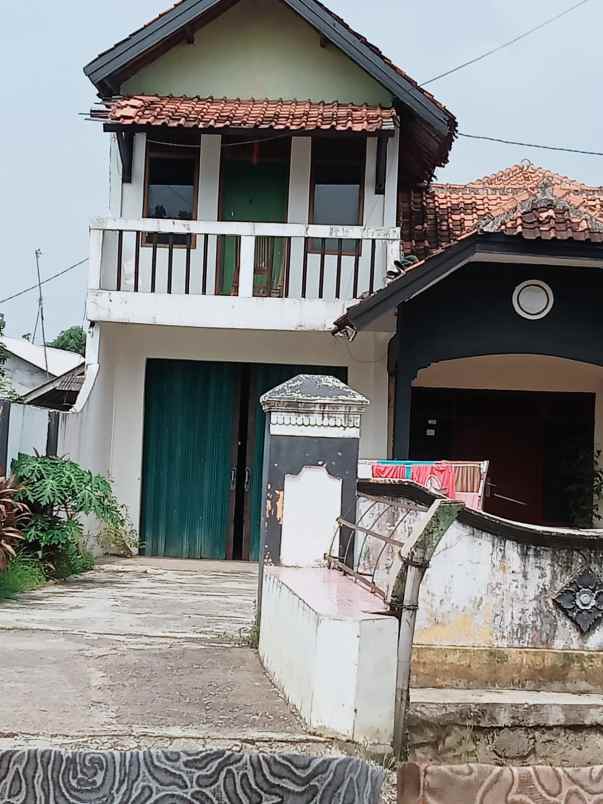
[1,337,84,377]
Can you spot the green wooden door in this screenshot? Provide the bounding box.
[245,364,348,561]
[140,359,239,559]
[219,161,289,296]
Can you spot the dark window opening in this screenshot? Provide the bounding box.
[310,137,365,253]
[144,147,199,245]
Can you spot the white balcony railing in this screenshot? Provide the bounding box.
[90,218,401,302]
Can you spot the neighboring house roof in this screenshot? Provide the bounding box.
[92,95,399,133]
[335,163,603,334]
[19,365,85,411]
[1,337,84,377]
[84,0,456,181]
[399,161,603,258]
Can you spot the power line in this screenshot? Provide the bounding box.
[421,0,592,86]
[0,258,88,305]
[459,132,603,156]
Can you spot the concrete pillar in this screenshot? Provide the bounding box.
[259,374,369,567]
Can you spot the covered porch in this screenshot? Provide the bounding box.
[88,95,402,330]
[335,196,603,527]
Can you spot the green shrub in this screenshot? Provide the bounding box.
[51,541,95,579]
[12,454,127,557]
[0,554,46,599]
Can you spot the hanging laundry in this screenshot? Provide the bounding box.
[411,463,456,499]
[372,463,409,480]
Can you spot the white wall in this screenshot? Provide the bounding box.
[79,322,389,530]
[259,566,397,747]
[6,404,50,470]
[280,466,341,566]
[3,355,51,396]
[101,130,399,302]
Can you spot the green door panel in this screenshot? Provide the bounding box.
[140,359,239,559]
[247,364,348,561]
[220,161,289,296]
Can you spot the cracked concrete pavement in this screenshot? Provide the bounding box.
[0,558,318,749]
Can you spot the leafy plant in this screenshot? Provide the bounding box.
[12,454,127,563]
[566,448,603,528]
[0,477,30,571]
[49,325,86,356]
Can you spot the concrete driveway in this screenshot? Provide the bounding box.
[0,558,323,753]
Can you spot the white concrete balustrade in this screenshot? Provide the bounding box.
[87,217,400,332]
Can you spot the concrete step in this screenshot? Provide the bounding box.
[408,687,603,765]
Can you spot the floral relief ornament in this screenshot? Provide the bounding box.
[553,569,603,634]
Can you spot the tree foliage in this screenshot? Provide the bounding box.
[0,315,15,399]
[49,325,86,356]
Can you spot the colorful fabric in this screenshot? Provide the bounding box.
[411,463,457,499]
[0,750,384,804]
[372,463,410,480]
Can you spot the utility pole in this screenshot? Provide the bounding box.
[391,498,464,760]
[34,249,50,377]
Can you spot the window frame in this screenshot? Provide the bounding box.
[142,143,200,249]
[308,136,366,256]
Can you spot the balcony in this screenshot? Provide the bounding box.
[87,217,401,332]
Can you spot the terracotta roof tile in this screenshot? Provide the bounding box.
[399,162,603,257]
[93,95,399,133]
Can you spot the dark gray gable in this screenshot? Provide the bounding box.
[334,234,603,333]
[84,0,451,136]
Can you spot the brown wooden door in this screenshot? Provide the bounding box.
[451,410,545,523]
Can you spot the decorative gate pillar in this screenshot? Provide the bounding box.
[259,374,369,568]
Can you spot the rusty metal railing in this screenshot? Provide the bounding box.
[326,492,418,602]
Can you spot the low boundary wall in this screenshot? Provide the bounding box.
[259,566,397,749]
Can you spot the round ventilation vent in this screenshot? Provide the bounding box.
[512,280,554,320]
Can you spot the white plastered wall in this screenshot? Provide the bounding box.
[101,130,399,301]
[91,322,389,528]
[415,354,603,458]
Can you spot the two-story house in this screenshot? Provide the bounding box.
[75,0,456,560]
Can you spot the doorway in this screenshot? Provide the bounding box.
[218,138,290,297]
[140,359,347,560]
[409,388,595,526]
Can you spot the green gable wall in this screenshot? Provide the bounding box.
[123,0,393,104]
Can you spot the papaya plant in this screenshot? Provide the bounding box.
[12,454,126,559]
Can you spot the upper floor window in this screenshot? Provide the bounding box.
[309,137,364,252]
[143,144,199,244]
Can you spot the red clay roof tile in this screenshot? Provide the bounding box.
[93,95,399,133]
[399,162,603,257]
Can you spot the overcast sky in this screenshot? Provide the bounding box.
[1,0,601,338]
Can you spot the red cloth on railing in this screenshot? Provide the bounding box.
[411,463,456,499]
[372,464,408,480]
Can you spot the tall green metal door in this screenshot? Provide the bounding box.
[219,161,289,296]
[140,359,239,559]
[245,364,348,561]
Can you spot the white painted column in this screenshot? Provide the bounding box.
[238,236,256,297]
[199,134,222,294]
[287,137,312,298]
[384,129,400,226]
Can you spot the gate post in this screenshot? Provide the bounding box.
[256,374,369,624]
[0,399,10,477]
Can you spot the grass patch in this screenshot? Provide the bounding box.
[0,555,46,599]
[51,543,96,580]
